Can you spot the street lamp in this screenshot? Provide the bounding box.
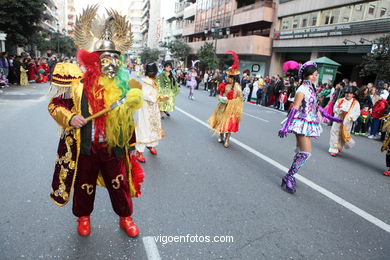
[359,37,373,44]
[56,23,60,55]
[342,39,357,45]
[204,19,230,67]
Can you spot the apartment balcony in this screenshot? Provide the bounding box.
[41,21,57,32]
[45,0,57,9]
[232,3,274,26]
[141,26,148,34]
[141,0,150,10]
[133,27,142,33]
[133,35,143,42]
[172,28,182,37]
[141,17,149,27]
[182,23,195,36]
[183,3,196,20]
[188,35,272,56]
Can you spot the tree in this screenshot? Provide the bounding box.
[30,32,77,57]
[197,42,218,70]
[139,47,160,63]
[360,34,390,81]
[166,40,191,61]
[0,0,45,45]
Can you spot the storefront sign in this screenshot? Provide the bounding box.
[276,25,351,40]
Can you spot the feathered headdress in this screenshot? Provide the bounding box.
[226,50,240,75]
[283,60,299,73]
[191,60,200,69]
[74,5,133,54]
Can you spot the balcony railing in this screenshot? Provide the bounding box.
[188,35,272,56]
[232,3,274,26]
[234,1,274,15]
[183,3,196,20]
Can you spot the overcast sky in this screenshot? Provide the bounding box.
[74,0,130,16]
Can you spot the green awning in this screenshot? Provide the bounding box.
[310,56,341,66]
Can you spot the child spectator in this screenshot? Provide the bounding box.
[278,90,288,111]
[353,104,371,136]
[368,93,388,139]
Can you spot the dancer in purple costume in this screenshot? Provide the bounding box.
[278,61,342,193]
[186,68,197,100]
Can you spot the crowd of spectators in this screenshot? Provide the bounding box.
[0,52,77,89]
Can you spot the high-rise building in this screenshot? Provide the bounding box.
[129,0,145,53]
[271,0,390,83]
[57,0,76,35]
[42,0,60,33]
[183,0,276,75]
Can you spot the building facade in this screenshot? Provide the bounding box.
[182,0,276,76]
[57,0,76,35]
[42,0,60,33]
[129,0,145,53]
[271,0,390,83]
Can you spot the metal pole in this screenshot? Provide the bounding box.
[214,32,218,68]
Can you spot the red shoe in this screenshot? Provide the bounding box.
[338,148,343,152]
[330,153,337,157]
[384,171,390,176]
[148,147,157,155]
[119,216,140,237]
[135,152,145,163]
[77,216,91,236]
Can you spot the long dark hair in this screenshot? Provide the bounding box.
[300,65,317,91]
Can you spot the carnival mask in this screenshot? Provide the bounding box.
[100,52,121,78]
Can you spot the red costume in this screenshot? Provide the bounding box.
[27,61,37,82]
[36,63,50,83]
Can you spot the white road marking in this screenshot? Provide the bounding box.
[143,236,162,260]
[246,101,286,114]
[242,112,269,123]
[176,106,390,234]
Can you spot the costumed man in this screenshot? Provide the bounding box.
[328,86,361,157]
[208,50,243,148]
[156,61,179,118]
[48,6,144,237]
[134,62,165,163]
[381,115,390,176]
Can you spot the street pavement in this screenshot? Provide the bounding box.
[0,81,389,260]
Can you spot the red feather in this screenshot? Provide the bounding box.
[226,50,239,70]
[130,155,145,197]
[76,49,106,140]
[77,49,100,69]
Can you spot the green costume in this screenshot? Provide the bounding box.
[156,71,179,112]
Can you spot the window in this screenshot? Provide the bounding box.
[352,3,365,21]
[339,6,352,23]
[365,1,379,19]
[311,12,318,26]
[330,8,341,24]
[380,7,387,17]
[292,16,300,28]
[301,14,309,27]
[281,17,291,30]
[320,10,331,25]
[368,4,376,14]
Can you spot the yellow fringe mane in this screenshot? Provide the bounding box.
[100,76,136,149]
